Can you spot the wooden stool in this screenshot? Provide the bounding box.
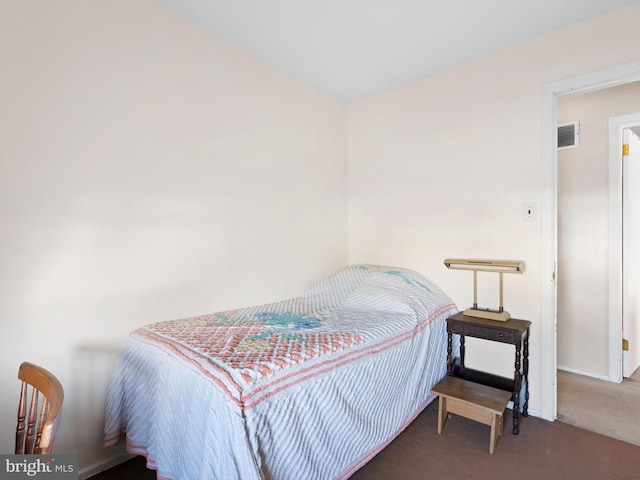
[431,376,512,454]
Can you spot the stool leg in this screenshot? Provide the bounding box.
[489,414,498,454]
[437,396,447,434]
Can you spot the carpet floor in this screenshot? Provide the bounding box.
[91,399,640,480]
[558,367,640,446]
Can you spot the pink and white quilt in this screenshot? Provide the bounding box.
[104,265,457,479]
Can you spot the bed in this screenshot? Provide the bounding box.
[104,264,458,480]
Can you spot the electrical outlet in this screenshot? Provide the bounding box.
[523,202,537,222]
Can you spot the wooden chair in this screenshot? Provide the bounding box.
[15,362,64,454]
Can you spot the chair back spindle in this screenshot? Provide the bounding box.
[15,362,64,455]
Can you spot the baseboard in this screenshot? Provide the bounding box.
[557,365,610,382]
[506,400,541,419]
[526,407,541,418]
[78,450,135,480]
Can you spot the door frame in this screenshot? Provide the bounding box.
[540,60,640,422]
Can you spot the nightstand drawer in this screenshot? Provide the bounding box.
[486,328,515,343]
[450,323,516,343]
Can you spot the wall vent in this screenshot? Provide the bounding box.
[558,121,579,150]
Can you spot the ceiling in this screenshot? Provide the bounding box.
[152,0,639,101]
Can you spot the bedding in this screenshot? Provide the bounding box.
[104,264,458,480]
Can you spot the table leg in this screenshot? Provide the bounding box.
[447,332,453,374]
[523,330,530,417]
[512,344,522,435]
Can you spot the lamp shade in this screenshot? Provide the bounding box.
[443,259,524,274]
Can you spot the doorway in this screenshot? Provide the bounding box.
[552,83,640,446]
[621,124,640,378]
[556,89,640,383]
[540,60,640,423]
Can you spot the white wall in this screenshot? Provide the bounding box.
[348,3,640,417]
[4,0,640,474]
[557,82,640,378]
[0,0,347,474]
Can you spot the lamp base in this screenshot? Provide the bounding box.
[463,308,511,322]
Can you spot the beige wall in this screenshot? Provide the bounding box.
[557,82,640,377]
[0,0,347,474]
[348,4,640,419]
[3,0,640,475]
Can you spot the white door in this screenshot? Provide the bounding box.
[623,127,640,378]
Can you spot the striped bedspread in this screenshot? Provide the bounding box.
[104,265,457,479]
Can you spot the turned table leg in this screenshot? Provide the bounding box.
[512,344,522,435]
[522,330,530,417]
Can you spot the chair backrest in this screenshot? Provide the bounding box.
[15,362,64,454]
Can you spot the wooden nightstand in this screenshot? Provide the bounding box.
[446,312,531,435]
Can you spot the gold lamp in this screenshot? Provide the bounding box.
[444,258,524,321]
